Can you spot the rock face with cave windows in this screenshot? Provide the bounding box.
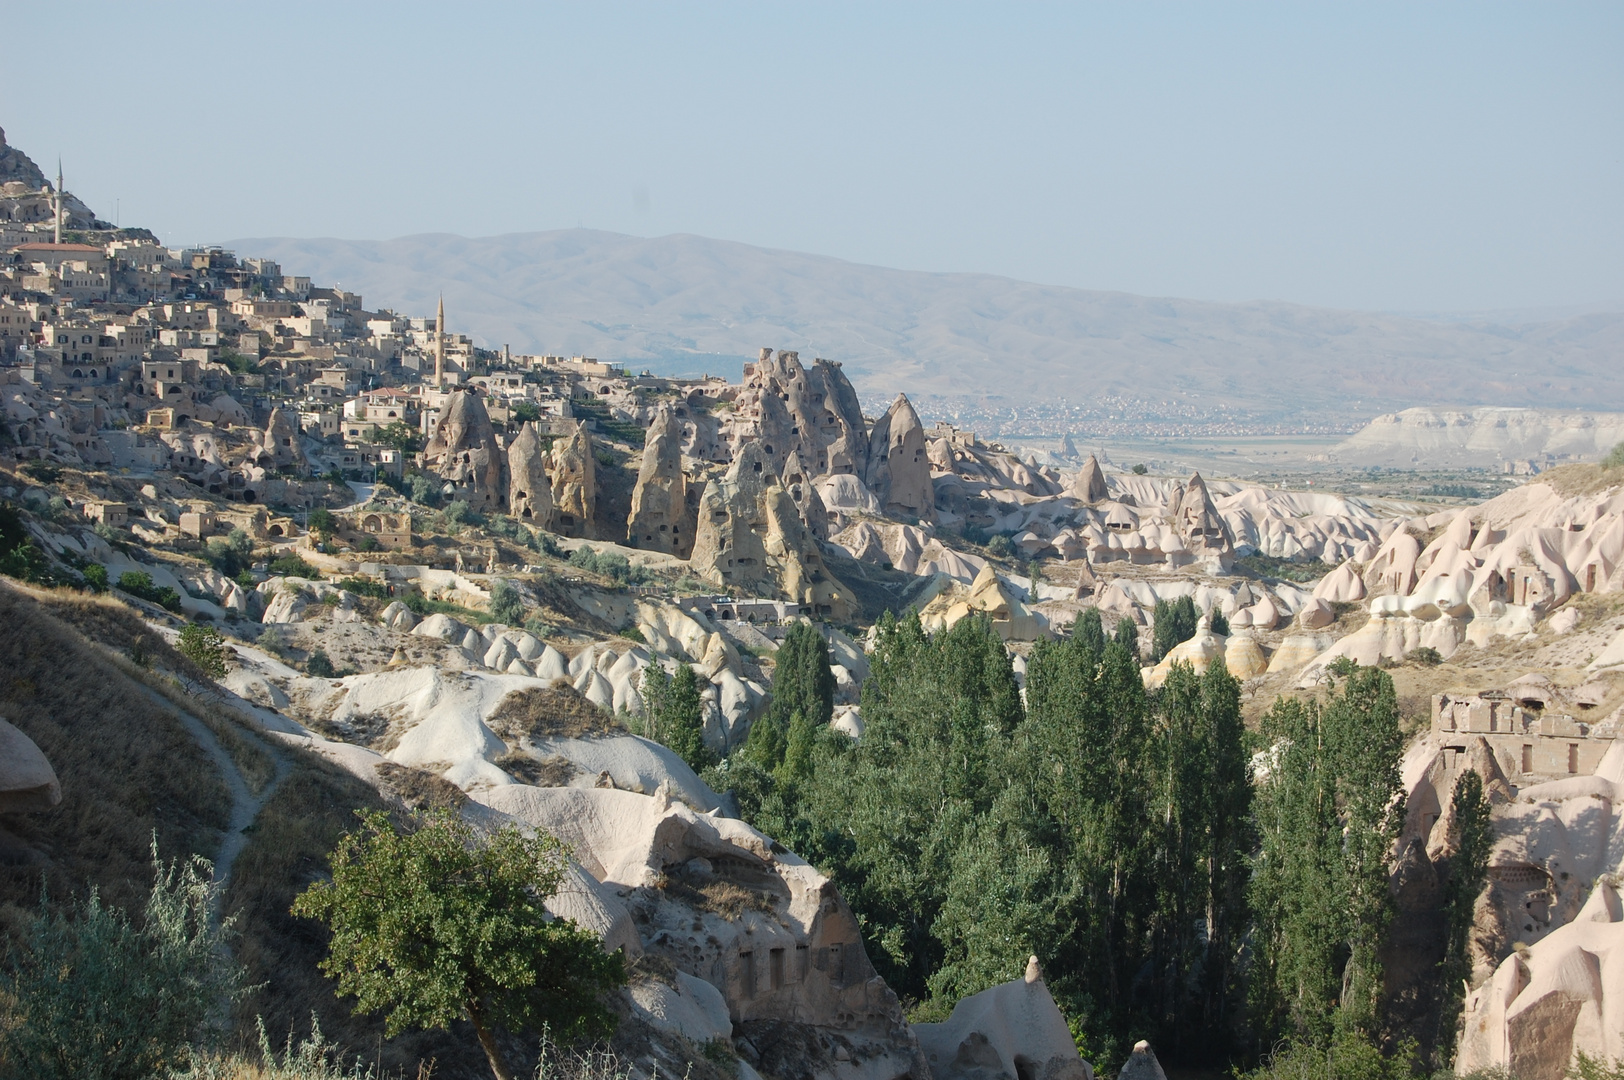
[1174,471,1234,568]
[505,421,553,527]
[423,388,505,511]
[472,784,930,1080]
[257,406,305,472]
[549,421,597,539]
[338,509,413,551]
[690,441,854,621]
[626,405,693,557]
[864,394,934,524]
[722,347,872,481]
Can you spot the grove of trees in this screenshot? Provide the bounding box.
[690,608,1490,1075]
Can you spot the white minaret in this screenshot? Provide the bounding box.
[434,294,445,387]
[53,160,63,245]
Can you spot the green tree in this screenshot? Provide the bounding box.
[375,421,424,455]
[748,621,836,770]
[1438,770,1491,1055]
[82,562,109,592]
[292,810,625,1080]
[802,611,1021,1002]
[642,663,713,771]
[307,507,337,541]
[1604,440,1624,468]
[306,648,336,678]
[0,842,242,1080]
[488,578,525,624]
[1151,596,1199,662]
[1250,664,1405,1045]
[177,623,229,678]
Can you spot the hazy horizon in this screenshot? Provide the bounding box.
[4,3,1620,315]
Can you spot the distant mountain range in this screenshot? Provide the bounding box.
[226,229,1624,423]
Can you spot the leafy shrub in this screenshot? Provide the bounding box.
[0,500,58,585]
[336,577,389,600]
[1409,646,1443,666]
[178,623,229,678]
[268,555,318,579]
[307,507,336,540]
[306,648,336,678]
[1606,441,1624,468]
[1237,552,1335,584]
[567,546,647,585]
[985,535,1014,559]
[0,843,242,1080]
[82,562,109,592]
[489,578,526,624]
[117,570,183,612]
[204,537,246,578]
[407,473,440,506]
[1131,463,1148,475]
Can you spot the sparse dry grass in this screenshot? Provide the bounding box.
[661,877,779,920]
[1536,462,1624,499]
[371,762,468,810]
[487,680,624,740]
[0,581,231,923]
[496,752,577,787]
[22,584,279,792]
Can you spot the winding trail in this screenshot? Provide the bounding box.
[134,681,292,886]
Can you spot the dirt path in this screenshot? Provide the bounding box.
[133,681,291,886]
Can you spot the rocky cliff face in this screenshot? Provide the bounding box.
[627,406,693,557]
[506,422,553,526]
[690,442,854,620]
[0,127,47,189]
[550,423,598,539]
[865,395,934,522]
[726,349,871,480]
[425,390,505,511]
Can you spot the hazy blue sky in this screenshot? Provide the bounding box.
[2,2,1619,313]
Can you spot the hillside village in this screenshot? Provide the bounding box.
[4,124,1624,1080]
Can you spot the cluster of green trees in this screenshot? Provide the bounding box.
[686,610,1489,1073]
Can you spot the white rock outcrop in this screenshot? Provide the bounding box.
[914,957,1093,1080]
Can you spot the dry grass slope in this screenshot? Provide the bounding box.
[0,582,231,926]
[488,681,624,740]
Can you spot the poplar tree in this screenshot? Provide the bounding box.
[1250,664,1405,1046]
[1438,770,1491,1054]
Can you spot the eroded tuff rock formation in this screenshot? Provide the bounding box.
[782,448,832,540]
[691,442,853,620]
[914,957,1093,1080]
[726,348,871,479]
[865,394,934,522]
[550,422,597,539]
[258,406,305,472]
[506,422,553,526]
[424,389,505,510]
[627,406,692,556]
[1175,472,1234,566]
[476,784,930,1080]
[1069,454,1108,504]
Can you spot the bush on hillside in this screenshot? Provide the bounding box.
[292,810,624,1080]
[0,843,243,1080]
[489,578,526,624]
[178,623,230,679]
[117,569,183,612]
